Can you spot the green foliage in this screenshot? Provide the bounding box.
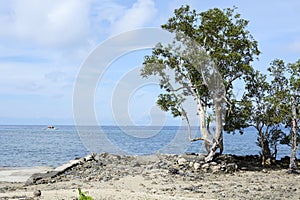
[140,4,299,164]
[141,5,260,127]
[161,5,260,85]
[238,70,281,160]
[267,59,300,144]
[157,94,182,117]
[78,188,94,200]
[232,59,300,162]
[142,35,211,120]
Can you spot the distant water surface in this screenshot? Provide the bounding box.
[0,125,295,167]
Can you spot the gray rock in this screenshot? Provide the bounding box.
[220,164,226,171]
[226,163,238,173]
[211,165,221,173]
[197,154,206,161]
[194,162,201,170]
[201,163,210,169]
[169,168,179,175]
[85,153,96,161]
[131,161,141,167]
[33,189,41,197]
[243,189,250,193]
[54,159,82,173]
[178,158,187,165]
[25,171,59,185]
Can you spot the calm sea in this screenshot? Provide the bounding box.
[0,125,294,167]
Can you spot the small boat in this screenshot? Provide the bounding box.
[47,126,55,129]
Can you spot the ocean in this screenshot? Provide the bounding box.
[0,125,294,167]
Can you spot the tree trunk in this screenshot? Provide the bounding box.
[198,100,212,153]
[289,94,298,173]
[258,129,272,166]
[205,98,223,162]
[261,138,272,166]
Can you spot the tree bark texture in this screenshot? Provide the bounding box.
[205,97,223,162]
[289,95,298,172]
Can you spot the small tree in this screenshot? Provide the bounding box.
[234,70,285,165]
[141,5,260,161]
[268,59,300,172]
[235,59,300,167]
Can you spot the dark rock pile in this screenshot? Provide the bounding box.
[25,153,295,186]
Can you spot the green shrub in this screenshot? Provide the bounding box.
[78,188,94,200]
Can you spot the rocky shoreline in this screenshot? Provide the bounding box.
[25,152,294,186]
[1,153,300,199]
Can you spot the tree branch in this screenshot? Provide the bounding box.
[190,137,212,143]
[225,72,243,91]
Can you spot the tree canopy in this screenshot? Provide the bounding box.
[141,5,299,167]
[228,58,300,166]
[141,5,260,161]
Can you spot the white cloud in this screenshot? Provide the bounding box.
[0,0,95,100]
[91,0,126,24]
[2,0,90,48]
[111,0,157,34]
[0,61,74,97]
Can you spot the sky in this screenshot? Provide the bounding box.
[0,0,300,125]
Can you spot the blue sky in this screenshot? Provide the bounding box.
[0,0,300,125]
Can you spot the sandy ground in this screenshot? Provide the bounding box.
[0,167,53,183]
[1,168,300,200]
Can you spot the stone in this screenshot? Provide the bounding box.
[201,163,210,169]
[25,171,59,185]
[151,189,157,194]
[54,159,82,173]
[220,165,226,171]
[226,163,238,173]
[197,154,206,161]
[33,189,41,197]
[131,161,141,167]
[194,163,201,170]
[84,153,96,162]
[177,158,187,165]
[243,189,250,193]
[169,168,179,175]
[211,165,221,173]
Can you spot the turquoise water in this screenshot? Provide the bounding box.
[0,125,294,167]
